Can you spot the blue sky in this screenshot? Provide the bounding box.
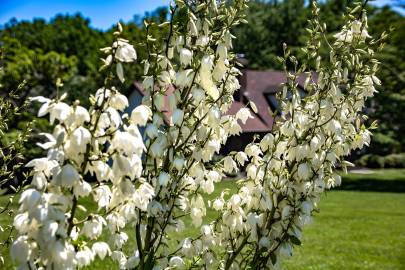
[0,0,402,30]
[0,0,171,30]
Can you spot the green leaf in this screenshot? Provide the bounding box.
[290,235,302,246]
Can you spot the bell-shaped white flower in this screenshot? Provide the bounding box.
[131,105,152,126]
[114,40,137,62]
[169,256,185,268]
[76,246,95,268]
[110,93,129,111]
[92,242,111,260]
[19,189,41,212]
[180,48,193,67]
[54,164,80,187]
[74,105,90,125]
[50,102,71,124]
[10,236,32,263]
[171,108,184,126]
[297,163,311,180]
[158,172,171,186]
[94,185,112,209]
[73,180,92,198]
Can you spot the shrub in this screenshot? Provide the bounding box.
[6,1,386,269]
[384,153,405,168]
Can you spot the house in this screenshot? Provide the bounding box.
[126,70,312,153]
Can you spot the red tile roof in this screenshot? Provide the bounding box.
[131,70,313,133]
[226,101,269,132]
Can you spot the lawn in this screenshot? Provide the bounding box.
[1,169,405,269]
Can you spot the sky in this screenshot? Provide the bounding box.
[0,0,403,30]
[0,0,171,30]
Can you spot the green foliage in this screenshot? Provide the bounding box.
[233,0,309,69]
[366,7,405,154]
[0,36,78,102]
[358,153,405,168]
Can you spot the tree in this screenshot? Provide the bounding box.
[366,6,405,155]
[234,0,309,69]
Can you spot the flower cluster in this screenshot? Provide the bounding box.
[11,1,383,269]
[201,4,382,269]
[11,31,151,269]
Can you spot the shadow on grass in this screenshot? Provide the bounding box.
[337,178,405,193]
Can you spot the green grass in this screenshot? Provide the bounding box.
[1,169,405,269]
[283,191,405,270]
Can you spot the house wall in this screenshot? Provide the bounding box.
[126,86,143,115]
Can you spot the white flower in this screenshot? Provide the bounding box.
[310,135,321,151]
[325,119,341,134]
[36,133,57,150]
[19,189,41,212]
[159,70,172,86]
[246,164,257,179]
[74,106,90,125]
[94,186,112,209]
[73,181,92,198]
[82,216,106,239]
[180,238,194,257]
[145,124,159,139]
[212,198,224,211]
[297,163,311,180]
[245,144,262,158]
[188,19,198,36]
[111,251,127,269]
[154,93,165,111]
[191,87,205,103]
[223,156,237,173]
[260,133,275,152]
[114,40,137,62]
[116,62,125,82]
[173,157,185,171]
[158,172,171,186]
[236,108,253,124]
[235,152,248,166]
[92,242,111,260]
[176,69,193,88]
[111,130,144,156]
[131,105,152,126]
[111,232,129,249]
[172,108,184,126]
[10,236,32,263]
[150,137,167,158]
[110,93,129,111]
[229,194,241,210]
[143,76,154,90]
[180,48,193,66]
[50,102,71,124]
[30,96,50,117]
[169,256,185,268]
[71,127,91,152]
[201,179,214,194]
[216,43,227,59]
[76,246,94,268]
[54,164,80,187]
[42,221,59,242]
[334,30,353,43]
[207,170,221,182]
[13,213,30,233]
